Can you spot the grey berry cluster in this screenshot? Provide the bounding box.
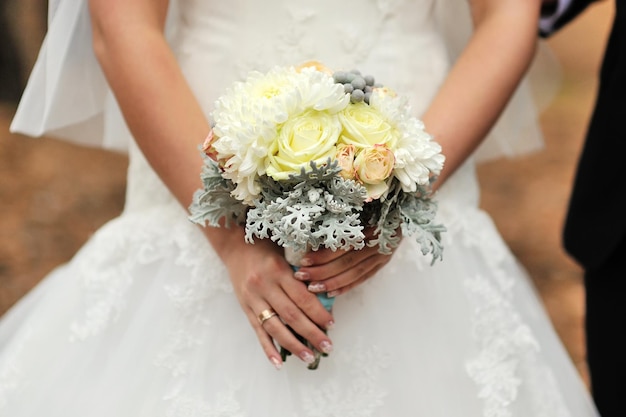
[332,70,381,105]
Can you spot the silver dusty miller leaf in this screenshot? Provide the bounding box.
[189,157,445,262]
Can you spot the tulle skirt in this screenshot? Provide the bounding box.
[0,191,598,417]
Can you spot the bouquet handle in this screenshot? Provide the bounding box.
[283,246,334,369]
[284,246,335,311]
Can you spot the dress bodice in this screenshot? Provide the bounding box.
[173,0,449,120]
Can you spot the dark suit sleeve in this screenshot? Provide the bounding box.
[540,0,598,37]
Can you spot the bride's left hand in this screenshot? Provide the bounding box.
[293,229,399,297]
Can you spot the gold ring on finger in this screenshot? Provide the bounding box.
[257,308,278,325]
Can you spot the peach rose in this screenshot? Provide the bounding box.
[335,144,356,180]
[202,129,220,162]
[354,144,395,199]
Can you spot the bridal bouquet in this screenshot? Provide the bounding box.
[189,62,446,368]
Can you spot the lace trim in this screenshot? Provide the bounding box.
[68,208,230,343]
[465,273,539,417]
[299,339,390,417]
[457,213,572,417]
[154,251,230,378]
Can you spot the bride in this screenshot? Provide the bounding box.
[0,0,599,416]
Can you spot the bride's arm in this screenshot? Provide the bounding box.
[87,0,334,369]
[425,0,542,187]
[299,0,543,295]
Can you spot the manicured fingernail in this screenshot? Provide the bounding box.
[320,340,333,354]
[326,320,335,330]
[326,290,339,298]
[300,258,313,267]
[294,271,309,281]
[300,351,315,364]
[270,357,282,370]
[307,282,326,292]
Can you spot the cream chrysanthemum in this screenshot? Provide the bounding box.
[210,65,349,203]
[393,117,445,191]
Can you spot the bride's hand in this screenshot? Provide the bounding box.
[293,228,399,297]
[218,229,335,369]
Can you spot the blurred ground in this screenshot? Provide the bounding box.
[0,2,614,388]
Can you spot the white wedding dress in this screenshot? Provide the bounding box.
[1,1,599,416]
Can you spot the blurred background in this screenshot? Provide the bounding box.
[0,0,615,387]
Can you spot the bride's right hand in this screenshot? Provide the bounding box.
[214,227,335,369]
